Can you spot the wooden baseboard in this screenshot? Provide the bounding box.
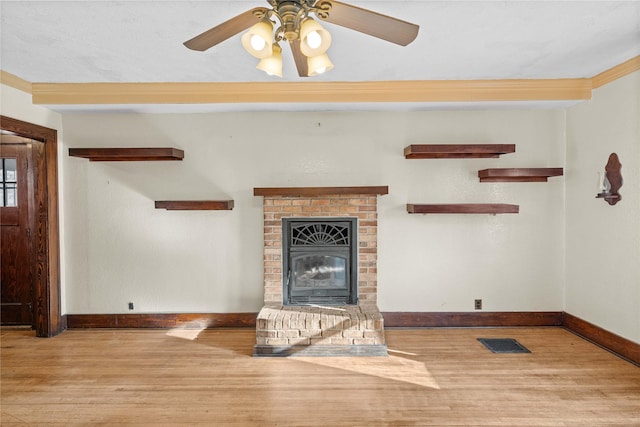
[64,311,638,365]
[66,311,561,329]
[60,314,68,331]
[66,313,257,329]
[383,311,638,364]
[562,312,639,365]
[382,311,563,328]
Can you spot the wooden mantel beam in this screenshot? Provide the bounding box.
[254,186,389,197]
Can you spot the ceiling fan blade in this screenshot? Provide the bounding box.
[184,7,269,51]
[289,39,309,77]
[315,0,419,46]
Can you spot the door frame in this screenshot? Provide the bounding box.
[0,115,62,337]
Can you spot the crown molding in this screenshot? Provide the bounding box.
[0,70,32,94]
[592,55,640,89]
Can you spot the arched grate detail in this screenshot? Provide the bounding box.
[291,223,350,246]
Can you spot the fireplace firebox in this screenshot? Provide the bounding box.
[283,218,357,306]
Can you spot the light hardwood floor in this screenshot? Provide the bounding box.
[1,327,639,426]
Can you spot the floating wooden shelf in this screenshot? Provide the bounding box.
[254,186,389,197]
[478,168,563,182]
[69,148,184,161]
[404,144,515,159]
[407,204,519,214]
[154,200,234,211]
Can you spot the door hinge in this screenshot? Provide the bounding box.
[26,228,31,238]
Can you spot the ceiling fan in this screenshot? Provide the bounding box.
[184,0,419,78]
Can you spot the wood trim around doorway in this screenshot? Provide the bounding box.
[0,115,61,337]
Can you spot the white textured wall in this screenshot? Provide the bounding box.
[5,80,638,343]
[566,71,640,343]
[0,85,62,129]
[61,109,566,314]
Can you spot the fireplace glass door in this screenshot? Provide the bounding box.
[291,252,348,297]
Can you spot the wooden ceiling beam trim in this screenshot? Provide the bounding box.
[591,55,640,89]
[31,79,592,105]
[0,70,33,94]
[5,55,639,106]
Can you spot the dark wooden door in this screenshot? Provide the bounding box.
[1,142,33,326]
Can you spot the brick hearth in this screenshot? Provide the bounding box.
[254,304,385,356]
[253,187,388,357]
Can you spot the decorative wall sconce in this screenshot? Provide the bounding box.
[596,153,622,205]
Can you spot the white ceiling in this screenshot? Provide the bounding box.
[1,0,639,112]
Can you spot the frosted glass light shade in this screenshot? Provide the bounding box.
[256,44,283,77]
[241,21,273,59]
[299,18,331,57]
[597,171,607,193]
[307,53,334,76]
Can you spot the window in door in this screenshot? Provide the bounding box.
[1,158,18,207]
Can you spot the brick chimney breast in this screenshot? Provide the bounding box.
[253,187,388,357]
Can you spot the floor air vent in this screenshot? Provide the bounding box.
[477,338,531,354]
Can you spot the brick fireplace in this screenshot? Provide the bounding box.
[253,186,388,357]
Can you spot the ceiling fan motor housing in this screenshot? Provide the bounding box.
[276,1,307,41]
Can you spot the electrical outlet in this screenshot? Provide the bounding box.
[474,299,482,310]
[128,302,134,310]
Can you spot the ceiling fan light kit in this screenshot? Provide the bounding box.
[184,0,419,78]
[244,13,335,77]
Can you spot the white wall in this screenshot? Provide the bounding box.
[5,78,638,343]
[566,71,640,343]
[60,109,566,314]
[0,84,66,314]
[0,84,62,131]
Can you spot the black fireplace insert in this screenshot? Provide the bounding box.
[282,218,358,305]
